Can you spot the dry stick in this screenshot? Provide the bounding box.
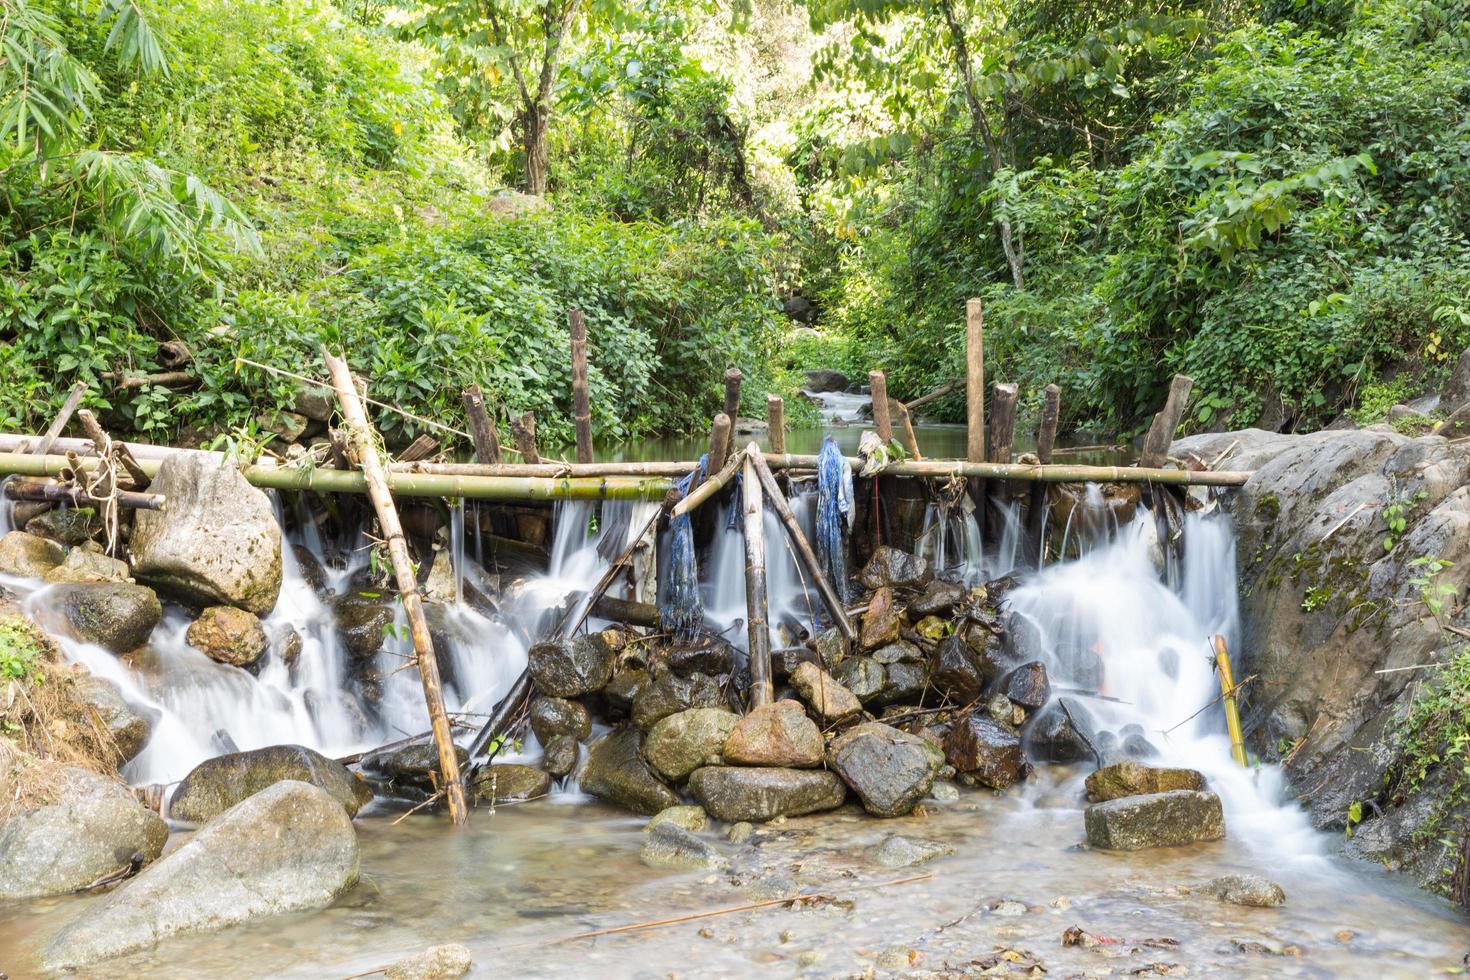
[1139,374,1194,469]
[461,385,502,464]
[1159,673,1257,737]
[1025,384,1061,565]
[1320,502,1369,544]
[3,480,164,510]
[77,409,150,489]
[671,444,745,518]
[32,382,87,457]
[397,434,439,463]
[766,394,786,455]
[869,371,893,443]
[568,309,594,464]
[723,367,743,422]
[742,444,773,708]
[323,350,467,826]
[511,412,541,464]
[748,451,857,645]
[905,379,959,413]
[101,370,196,390]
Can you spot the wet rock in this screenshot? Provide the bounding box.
[186,605,269,669]
[271,623,303,668]
[632,665,722,731]
[986,692,1020,726]
[170,744,373,823]
[602,666,647,717]
[71,674,152,765]
[529,696,592,744]
[361,739,470,794]
[687,766,847,822]
[529,633,615,698]
[26,508,103,546]
[334,591,394,660]
[1085,761,1206,802]
[646,804,709,834]
[1202,873,1286,908]
[994,661,1050,712]
[582,729,678,815]
[833,655,885,703]
[859,586,904,650]
[871,835,956,868]
[771,645,819,677]
[43,780,359,970]
[0,530,67,577]
[723,699,824,768]
[1022,701,1093,765]
[43,548,130,584]
[813,626,849,669]
[968,622,1016,680]
[290,545,329,595]
[929,781,960,803]
[641,821,728,871]
[871,640,922,665]
[0,768,167,899]
[859,546,933,591]
[911,580,965,617]
[1084,789,1226,850]
[930,634,985,702]
[873,660,925,707]
[668,635,736,677]
[944,714,1025,790]
[383,943,473,980]
[1001,610,1046,665]
[803,369,849,393]
[130,453,282,614]
[542,735,579,779]
[828,722,939,817]
[644,707,738,780]
[48,583,161,654]
[470,764,551,804]
[789,662,862,723]
[727,821,754,843]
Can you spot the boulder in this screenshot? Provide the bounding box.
[859,546,933,591]
[1202,873,1286,908]
[71,675,152,765]
[334,592,395,660]
[582,729,678,815]
[528,633,615,698]
[129,452,282,614]
[529,696,592,744]
[645,707,738,781]
[542,735,579,779]
[929,635,985,702]
[641,821,728,871]
[292,382,336,423]
[827,722,939,817]
[602,666,648,717]
[384,944,473,980]
[0,530,66,577]
[26,508,102,545]
[993,661,1050,712]
[1022,701,1093,765]
[789,662,862,723]
[871,835,955,868]
[470,764,551,804]
[944,714,1025,790]
[186,606,269,669]
[43,548,129,584]
[1441,347,1470,412]
[910,580,964,617]
[687,766,847,822]
[48,583,161,654]
[632,665,723,731]
[1084,761,1206,803]
[667,635,736,677]
[360,739,469,794]
[803,369,850,394]
[859,586,903,650]
[1084,790,1226,851]
[833,656,885,703]
[722,700,824,768]
[646,805,709,834]
[0,768,167,899]
[43,781,359,970]
[170,745,373,824]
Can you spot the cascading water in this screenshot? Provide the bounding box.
[802,388,871,425]
[915,498,1024,583]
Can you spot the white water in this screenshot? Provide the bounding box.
[702,487,821,652]
[915,499,1023,584]
[802,388,870,425]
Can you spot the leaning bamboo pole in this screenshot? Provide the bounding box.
[671,446,746,518]
[323,351,467,826]
[741,444,773,708]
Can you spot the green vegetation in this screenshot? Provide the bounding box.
[0,619,46,684]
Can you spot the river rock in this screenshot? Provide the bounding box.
[602,665,647,717]
[1202,873,1286,907]
[0,531,66,577]
[833,655,886,703]
[803,369,849,393]
[335,591,394,660]
[1085,761,1206,802]
[994,660,1050,712]
[186,605,269,669]
[170,744,373,823]
[771,645,820,677]
[361,739,470,794]
[871,835,956,868]
[25,508,102,546]
[871,640,922,665]
[813,626,849,669]
[646,804,708,834]
[789,662,862,723]
[944,714,1025,789]
[723,700,824,768]
[632,664,723,731]
[582,729,678,814]
[384,944,473,980]
[910,580,964,617]
[43,548,130,584]
[129,452,282,614]
[687,766,847,822]
[827,722,939,817]
[667,635,736,677]
[43,780,359,970]
[71,674,152,764]
[0,767,167,899]
[48,582,161,654]
[470,764,551,804]
[859,586,903,650]
[859,546,933,591]
[1022,701,1093,765]
[645,707,738,780]
[1084,790,1226,850]
[529,633,615,698]
[542,735,579,778]
[930,634,985,701]
[641,821,728,871]
[529,696,592,744]
[873,661,926,707]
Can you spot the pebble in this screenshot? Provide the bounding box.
[928,782,960,803]
[876,944,916,969]
[871,835,956,868]
[383,944,472,980]
[992,900,1027,916]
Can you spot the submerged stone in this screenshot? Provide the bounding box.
[687,766,847,822]
[1084,790,1226,850]
[384,944,473,980]
[871,835,956,868]
[641,822,728,871]
[1202,873,1286,908]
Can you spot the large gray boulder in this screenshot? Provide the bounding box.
[47,582,161,653]
[169,744,373,824]
[0,767,167,899]
[130,452,283,614]
[43,780,359,970]
[827,722,940,817]
[687,766,847,822]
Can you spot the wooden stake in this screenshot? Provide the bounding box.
[32,382,87,457]
[461,386,501,464]
[1025,384,1061,562]
[869,371,893,444]
[1212,634,1248,767]
[397,434,439,463]
[323,350,467,826]
[965,299,985,463]
[894,400,922,460]
[77,409,150,489]
[987,383,1018,464]
[1140,374,1194,468]
[741,444,773,708]
[766,395,785,455]
[723,368,743,422]
[568,309,593,464]
[707,412,733,476]
[511,412,541,464]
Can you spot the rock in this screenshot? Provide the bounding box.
[40,548,128,584]
[129,452,282,614]
[930,634,985,702]
[48,583,161,654]
[26,508,103,545]
[803,369,849,394]
[784,296,817,325]
[644,707,738,781]
[470,764,551,804]
[871,835,956,868]
[0,531,66,577]
[833,656,885,703]
[170,744,372,823]
[258,409,309,444]
[1022,701,1093,765]
[632,665,723,731]
[384,944,473,980]
[667,635,736,677]
[728,821,754,843]
[528,633,615,698]
[529,696,591,744]
[292,382,336,423]
[0,768,167,899]
[1085,762,1207,802]
[186,605,269,669]
[771,645,819,678]
[543,735,579,778]
[647,804,709,834]
[789,662,862,723]
[859,546,933,591]
[361,739,469,794]
[641,821,728,871]
[859,586,904,650]
[944,714,1025,789]
[1202,873,1286,908]
[602,666,647,717]
[871,640,922,665]
[910,580,964,617]
[291,545,329,595]
[722,700,824,768]
[688,766,847,822]
[271,623,303,667]
[873,660,925,707]
[994,661,1050,712]
[582,729,678,815]
[1084,790,1226,850]
[827,722,939,817]
[1441,347,1470,411]
[71,674,151,764]
[929,781,960,802]
[813,626,849,669]
[43,781,359,970]
[334,591,395,660]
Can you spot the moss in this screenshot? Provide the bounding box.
[1256,493,1282,524]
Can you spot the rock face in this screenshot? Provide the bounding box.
[1085,762,1206,802]
[48,583,161,653]
[43,780,359,970]
[789,662,862,723]
[528,634,615,698]
[0,768,167,899]
[644,708,738,781]
[470,764,551,804]
[186,606,269,669]
[827,722,939,817]
[945,714,1025,789]
[1084,790,1226,850]
[582,729,678,814]
[1203,873,1286,907]
[529,696,592,744]
[71,674,152,764]
[722,700,824,768]
[0,531,66,577]
[130,452,283,614]
[170,744,373,824]
[687,766,847,822]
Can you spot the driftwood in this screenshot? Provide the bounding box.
[1140,374,1194,469]
[32,382,87,458]
[741,444,773,708]
[397,434,439,463]
[77,409,149,489]
[568,310,594,464]
[3,479,164,511]
[766,394,786,454]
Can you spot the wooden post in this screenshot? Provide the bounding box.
[1025,384,1061,565]
[707,412,733,476]
[461,385,501,464]
[32,383,87,457]
[741,444,773,708]
[323,351,468,826]
[869,371,893,444]
[894,401,922,460]
[987,383,1018,464]
[511,412,541,464]
[568,309,593,464]
[1140,374,1194,468]
[397,434,439,463]
[766,395,785,455]
[965,299,985,463]
[723,368,743,423]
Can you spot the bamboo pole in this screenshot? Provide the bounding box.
[869,371,893,443]
[672,445,746,518]
[894,400,922,459]
[568,310,594,465]
[741,444,773,708]
[1140,374,1194,469]
[766,395,785,455]
[1025,384,1061,561]
[511,412,541,464]
[965,299,985,463]
[1212,634,1248,766]
[3,479,165,510]
[323,351,467,826]
[77,409,150,489]
[757,453,1251,486]
[391,460,696,478]
[748,452,857,645]
[32,382,87,457]
[461,386,501,464]
[723,368,743,422]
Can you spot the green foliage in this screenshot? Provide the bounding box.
[0,620,46,684]
[1390,646,1470,879]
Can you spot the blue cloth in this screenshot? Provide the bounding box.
[815,436,853,604]
[660,454,708,636]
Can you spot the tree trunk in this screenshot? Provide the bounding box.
[522,104,550,196]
